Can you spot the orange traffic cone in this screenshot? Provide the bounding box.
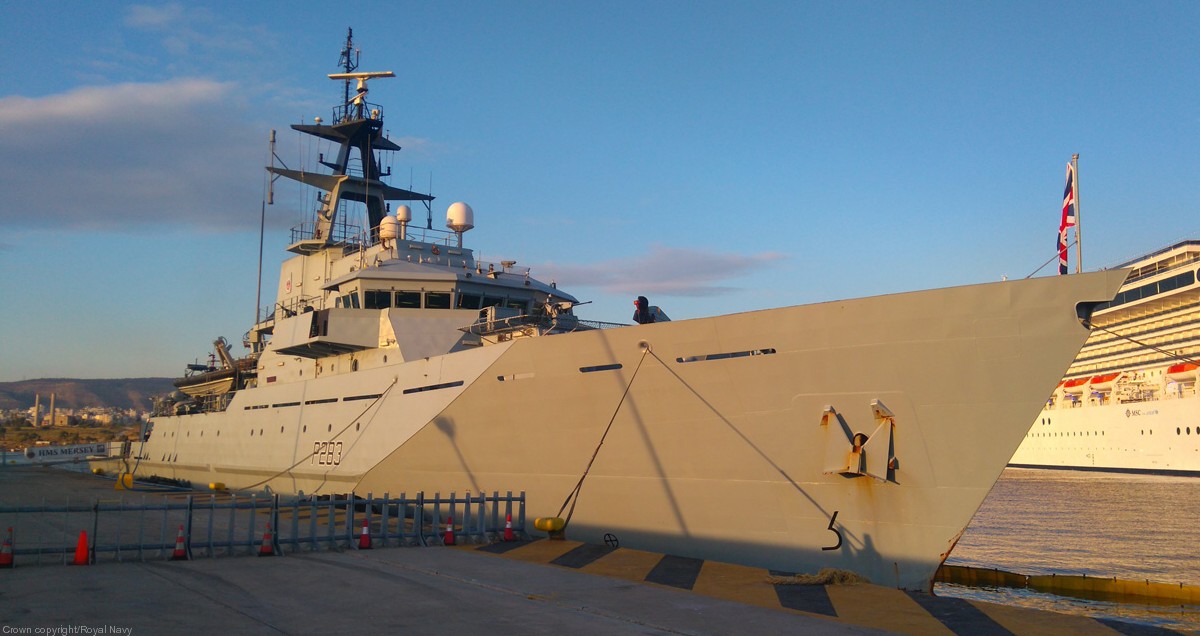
[171,525,188,561]
[503,513,515,542]
[357,518,371,550]
[443,516,455,546]
[0,527,13,568]
[72,530,89,566]
[258,522,275,557]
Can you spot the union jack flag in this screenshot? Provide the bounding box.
[1058,162,1076,275]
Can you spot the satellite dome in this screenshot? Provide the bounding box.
[395,205,412,223]
[446,202,475,233]
[379,215,399,240]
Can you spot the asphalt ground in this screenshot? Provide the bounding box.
[0,467,1193,636]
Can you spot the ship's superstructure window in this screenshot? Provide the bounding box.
[426,292,452,309]
[483,295,504,308]
[335,292,361,308]
[457,293,483,310]
[506,299,529,313]
[395,291,422,308]
[364,290,391,309]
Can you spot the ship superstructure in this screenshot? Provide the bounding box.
[1011,241,1200,474]
[120,38,1128,590]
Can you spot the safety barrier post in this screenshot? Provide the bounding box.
[417,489,427,544]
[289,497,300,553]
[491,491,501,541]
[398,493,411,546]
[380,493,390,548]
[246,495,258,557]
[226,494,237,557]
[312,492,321,547]
[270,494,281,556]
[476,492,487,542]
[503,492,514,541]
[325,497,335,550]
[518,491,526,538]
[183,495,194,561]
[206,495,216,558]
[358,493,373,550]
[461,492,472,544]
[431,493,443,547]
[344,495,354,550]
[90,500,99,565]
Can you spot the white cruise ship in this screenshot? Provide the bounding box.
[112,35,1128,591]
[1011,240,1200,475]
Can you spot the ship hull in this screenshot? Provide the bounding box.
[128,269,1126,589]
[1011,397,1200,474]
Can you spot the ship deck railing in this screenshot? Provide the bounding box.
[461,313,627,337]
[290,220,547,279]
[0,490,527,565]
[255,294,324,329]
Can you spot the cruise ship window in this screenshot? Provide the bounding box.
[395,291,421,308]
[426,292,452,309]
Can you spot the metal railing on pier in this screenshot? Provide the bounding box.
[0,490,525,566]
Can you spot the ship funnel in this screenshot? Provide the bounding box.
[446,202,475,247]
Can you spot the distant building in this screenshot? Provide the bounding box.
[41,413,73,427]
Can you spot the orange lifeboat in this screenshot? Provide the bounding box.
[1167,362,1199,381]
[1088,372,1121,391]
[1061,377,1091,394]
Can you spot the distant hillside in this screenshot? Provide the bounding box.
[0,378,175,411]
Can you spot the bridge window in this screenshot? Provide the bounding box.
[395,291,421,308]
[364,290,391,309]
[426,292,452,309]
[457,293,482,310]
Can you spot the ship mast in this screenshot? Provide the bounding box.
[339,28,359,116]
[266,33,434,254]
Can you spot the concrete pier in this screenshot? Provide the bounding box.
[0,467,1191,635]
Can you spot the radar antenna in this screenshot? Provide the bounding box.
[338,28,359,113]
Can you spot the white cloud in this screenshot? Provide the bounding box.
[0,80,265,232]
[536,245,787,297]
[125,3,187,29]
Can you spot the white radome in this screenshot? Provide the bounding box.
[446,202,475,233]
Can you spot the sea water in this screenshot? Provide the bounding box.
[939,467,1200,631]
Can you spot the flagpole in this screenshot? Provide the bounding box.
[1072,153,1081,273]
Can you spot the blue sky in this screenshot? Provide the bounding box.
[0,1,1197,381]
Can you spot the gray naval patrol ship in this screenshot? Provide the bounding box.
[128,39,1127,591]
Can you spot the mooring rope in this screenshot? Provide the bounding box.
[555,347,650,528]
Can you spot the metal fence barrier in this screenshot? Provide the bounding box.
[0,490,526,566]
